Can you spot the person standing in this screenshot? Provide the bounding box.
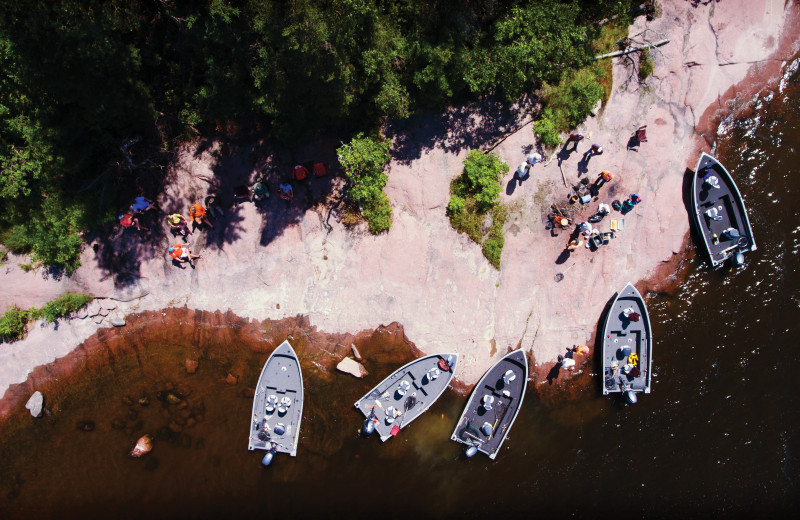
[566,133,584,151]
[189,203,214,228]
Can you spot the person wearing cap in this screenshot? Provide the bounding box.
[566,133,584,151]
[189,203,213,228]
[168,243,200,264]
[526,152,542,167]
[167,213,191,237]
[119,213,147,231]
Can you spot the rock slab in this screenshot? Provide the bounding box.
[336,357,368,378]
[25,391,44,417]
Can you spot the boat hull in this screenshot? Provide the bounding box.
[248,340,304,456]
[691,152,756,267]
[450,350,528,459]
[355,353,458,442]
[601,283,653,397]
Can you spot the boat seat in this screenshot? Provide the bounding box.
[502,370,516,385]
[705,207,723,221]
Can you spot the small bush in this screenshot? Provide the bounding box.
[32,293,93,323]
[534,109,561,148]
[482,205,508,269]
[457,150,508,212]
[363,192,393,234]
[638,48,654,81]
[0,306,28,343]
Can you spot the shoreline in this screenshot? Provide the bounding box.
[1,0,799,406]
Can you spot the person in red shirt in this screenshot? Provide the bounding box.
[293,165,309,181]
[168,244,200,265]
[119,213,147,231]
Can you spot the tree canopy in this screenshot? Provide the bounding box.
[0,0,635,271]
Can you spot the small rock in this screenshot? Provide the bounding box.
[225,373,238,385]
[177,401,189,410]
[336,357,368,378]
[168,421,183,433]
[85,301,102,317]
[184,359,198,374]
[240,387,255,398]
[92,315,105,324]
[138,395,150,407]
[122,395,135,406]
[186,418,197,429]
[76,420,95,432]
[100,301,118,311]
[111,417,127,430]
[130,434,153,458]
[75,309,89,319]
[25,391,44,418]
[351,344,363,362]
[166,392,182,405]
[110,314,126,327]
[98,308,110,317]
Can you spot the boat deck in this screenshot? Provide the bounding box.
[451,350,528,459]
[355,354,457,441]
[693,153,755,266]
[248,341,303,456]
[602,284,652,395]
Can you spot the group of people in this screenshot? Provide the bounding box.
[119,161,330,267]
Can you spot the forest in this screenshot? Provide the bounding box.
[0,0,636,272]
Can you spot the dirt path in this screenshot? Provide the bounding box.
[1,0,798,397]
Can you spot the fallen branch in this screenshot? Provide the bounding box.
[593,39,670,61]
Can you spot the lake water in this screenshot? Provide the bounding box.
[2,59,799,518]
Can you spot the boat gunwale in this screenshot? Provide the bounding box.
[450,349,528,459]
[692,152,757,268]
[354,353,459,442]
[601,282,653,395]
[248,340,304,456]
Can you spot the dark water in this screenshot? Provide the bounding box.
[2,60,800,518]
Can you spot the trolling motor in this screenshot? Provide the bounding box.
[361,408,376,436]
[261,443,278,467]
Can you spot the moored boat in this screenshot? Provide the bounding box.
[691,152,756,268]
[248,340,304,465]
[355,353,458,442]
[601,283,653,404]
[450,349,528,459]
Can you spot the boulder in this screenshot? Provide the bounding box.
[85,301,102,317]
[336,357,368,378]
[100,301,118,311]
[92,315,105,324]
[351,344,363,362]
[130,434,153,458]
[110,314,126,327]
[184,359,198,374]
[25,391,44,417]
[98,307,110,317]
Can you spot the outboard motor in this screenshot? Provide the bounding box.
[362,416,376,436]
[624,390,638,405]
[465,445,479,458]
[261,447,276,467]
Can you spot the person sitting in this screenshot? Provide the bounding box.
[204,195,225,218]
[167,213,192,237]
[279,182,293,202]
[168,243,200,265]
[251,181,269,202]
[189,203,213,228]
[119,212,147,231]
[630,193,642,205]
[313,162,329,177]
[131,196,156,213]
[526,152,542,167]
[292,165,309,181]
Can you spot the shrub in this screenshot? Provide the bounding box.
[338,133,393,234]
[458,150,507,212]
[0,306,28,343]
[638,48,654,81]
[363,192,393,234]
[31,292,93,323]
[482,205,508,269]
[534,109,561,148]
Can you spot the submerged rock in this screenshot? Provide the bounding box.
[184,359,198,374]
[76,420,95,432]
[138,395,150,407]
[25,391,44,418]
[351,344,363,362]
[336,357,368,378]
[130,434,153,458]
[225,373,238,385]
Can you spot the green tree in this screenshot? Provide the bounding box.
[337,133,393,233]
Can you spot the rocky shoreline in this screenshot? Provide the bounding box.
[1,0,799,410]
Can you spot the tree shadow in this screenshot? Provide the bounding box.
[388,95,536,166]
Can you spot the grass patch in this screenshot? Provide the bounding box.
[0,292,93,343]
[638,48,654,81]
[448,150,509,269]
